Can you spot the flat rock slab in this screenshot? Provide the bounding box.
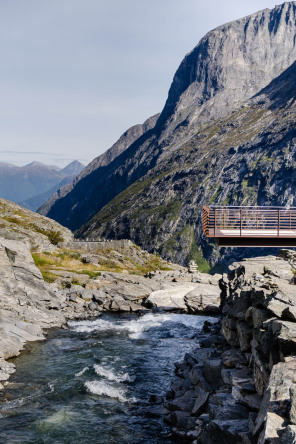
[146,285,196,310]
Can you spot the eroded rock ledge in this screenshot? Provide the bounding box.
[160,252,296,443]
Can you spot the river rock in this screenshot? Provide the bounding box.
[255,359,296,434]
[191,388,209,415]
[201,419,252,444]
[184,284,221,313]
[203,358,224,389]
[257,412,286,444]
[88,301,97,311]
[168,411,197,430]
[110,296,132,312]
[92,289,109,304]
[281,425,296,443]
[146,285,196,311]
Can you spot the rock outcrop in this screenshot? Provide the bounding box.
[0,198,73,251]
[40,2,296,268]
[0,238,66,388]
[161,251,296,442]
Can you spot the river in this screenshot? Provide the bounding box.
[0,312,215,444]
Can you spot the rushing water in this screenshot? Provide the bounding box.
[0,312,215,444]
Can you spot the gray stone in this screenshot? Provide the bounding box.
[255,359,296,434]
[203,419,252,444]
[78,288,93,301]
[257,412,286,444]
[88,301,97,311]
[191,388,209,415]
[222,318,239,347]
[168,411,197,430]
[203,358,224,389]
[272,320,296,353]
[289,384,296,425]
[68,293,77,302]
[92,289,108,304]
[252,308,270,329]
[281,425,296,444]
[110,296,132,312]
[0,238,65,383]
[237,321,252,352]
[166,390,196,413]
[184,284,221,313]
[146,285,195,311]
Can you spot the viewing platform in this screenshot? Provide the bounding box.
[202,206,296,247]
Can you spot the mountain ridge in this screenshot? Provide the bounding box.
[39,2,296,267]
[0,160,84,210]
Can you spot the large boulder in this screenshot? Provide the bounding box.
[146,285,196,311]
[184,284,221,313]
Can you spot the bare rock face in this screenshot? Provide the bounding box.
[0,238,66,386]
[159,3,296,132]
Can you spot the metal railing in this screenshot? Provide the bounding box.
[202,206,296,238]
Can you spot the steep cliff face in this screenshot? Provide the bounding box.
[158,2,296,134]
[40,2,296,267]
[78,59,296,269]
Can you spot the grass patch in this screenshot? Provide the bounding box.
[75,270,102,278]
[33,227,64,245]
[41,271,58,283]
[32,253,58,267]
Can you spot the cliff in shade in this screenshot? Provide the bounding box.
[40,2,296,269]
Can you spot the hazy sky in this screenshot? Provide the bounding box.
[0,0,282,167]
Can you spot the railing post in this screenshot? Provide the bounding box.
[214,208,216,236]
[240,209,242,236]
[290,211,292,230]
[278,209,280,237]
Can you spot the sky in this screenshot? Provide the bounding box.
[0,0,282,167]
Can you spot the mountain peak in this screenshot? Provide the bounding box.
[61,161,85,176]
[158,1,296,132]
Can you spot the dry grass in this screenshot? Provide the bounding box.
[32,247,173,281]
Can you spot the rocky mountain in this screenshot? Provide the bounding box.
[39,2,296,269]
[0,160,84,210]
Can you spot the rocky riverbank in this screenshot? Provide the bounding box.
[161,252,296,443]
[0,236,221,389]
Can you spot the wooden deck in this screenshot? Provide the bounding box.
[202,206,296,247]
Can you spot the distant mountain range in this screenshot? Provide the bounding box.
[39,2,296,269]
[0,160,84,211]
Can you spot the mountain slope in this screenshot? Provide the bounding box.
[40,2,296,234]
[38,113,160,225]
[40,2,296,267]
[78,59,296,268]
[20,175,78,212]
